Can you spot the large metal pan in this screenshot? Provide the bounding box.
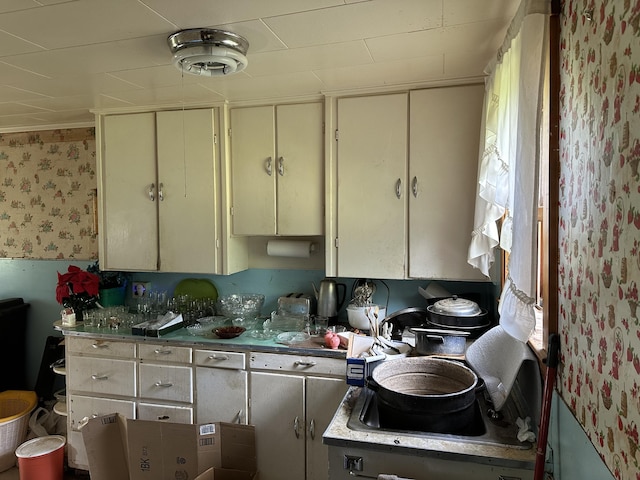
[410,328,470,356]
[426,296,490,330]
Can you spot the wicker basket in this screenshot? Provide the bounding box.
[0,390,38,472]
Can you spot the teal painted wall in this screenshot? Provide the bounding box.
[549,392,615,480]
[0,258,492,389]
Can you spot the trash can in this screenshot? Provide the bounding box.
[0,390,38,472]
[14,435,66,480]
[0,298,30,391]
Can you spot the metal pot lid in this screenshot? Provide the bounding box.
[431,296,482,316]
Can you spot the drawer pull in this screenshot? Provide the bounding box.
[294,416,301,439]
[91,343,109,349]
[154,349,172,355]
[158,415,170,420]
[208,354,229,361]
[154,381,173,388]
[91,374,109,380]
[235,409,243,424]
[294,360,316,368]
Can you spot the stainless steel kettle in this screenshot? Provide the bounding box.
[312,279,346,320]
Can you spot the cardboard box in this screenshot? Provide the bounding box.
[195,467,259,480]
[82,414,256,480]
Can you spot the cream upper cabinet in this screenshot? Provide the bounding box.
[99,109,222,273]
[332,86,487,280]
[335,93,409,279]
[229,102,324,236]
[409,85,487,280]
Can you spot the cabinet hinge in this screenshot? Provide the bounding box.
[334,129,339,141]
[213,133,217,144]
[228,128,232,138]
[322,122,326,134]
[230,206,234,216]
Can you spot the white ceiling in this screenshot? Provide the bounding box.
[0,0,519,131]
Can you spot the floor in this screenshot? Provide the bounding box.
[0,465,88,479]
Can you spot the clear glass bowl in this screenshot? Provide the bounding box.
[216,294,265,319]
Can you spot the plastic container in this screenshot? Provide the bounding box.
[14,435,66,480]
[0,390,38,472]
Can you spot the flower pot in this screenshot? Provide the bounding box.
[99,285,126,307]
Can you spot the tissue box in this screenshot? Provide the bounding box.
[132,313,184,337]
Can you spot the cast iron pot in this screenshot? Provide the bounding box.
[366,357,478,431]
[410,328,470,356]
[426,296,489,330]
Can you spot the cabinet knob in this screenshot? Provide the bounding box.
[154,381,173,388]
[158,183,164,201]
[91,374,109,380]
[412,176,418,198]
[294,360,316,368]
[148,183,156,201]
[154,349,172,355]
[309,418,316,440]
[278,156,285,176]
[265,157,273,176]
[91,343,109,349]
[207,354,229,361]
[395,178,402,199]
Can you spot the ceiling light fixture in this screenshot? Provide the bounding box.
[168,28,249,77]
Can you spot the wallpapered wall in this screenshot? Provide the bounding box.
[0,128,98,260]
[558,1,640,479]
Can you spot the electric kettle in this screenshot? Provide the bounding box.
[312,279,346,321]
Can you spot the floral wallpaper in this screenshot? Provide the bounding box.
[0,128,98,260]
[558,0,640,478]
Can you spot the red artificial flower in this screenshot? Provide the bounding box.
[56,265,100,304]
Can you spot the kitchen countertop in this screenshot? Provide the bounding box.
[323,386,537,470]
[54,320,347,358]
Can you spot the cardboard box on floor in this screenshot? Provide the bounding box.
[81,414,257,480]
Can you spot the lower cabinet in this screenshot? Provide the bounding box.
[63,334,346,479]
[249,353,348,480]
[195,348,248,424]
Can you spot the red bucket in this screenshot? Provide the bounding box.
[15,435,65,480]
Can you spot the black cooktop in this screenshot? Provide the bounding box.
[348,387,531,449]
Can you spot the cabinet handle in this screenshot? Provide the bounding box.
[278,156,285,176]
[91,374,109,380]
[91,343,109,349]
[154,349,172,355]
[395,178,402,199]
[235,410,243,424]
[294,360,317,368]
[294,416,301,439]
[148,183,155,202]
[310,418,315,440]
[154,381,173,388]
[412,176,418,198]
[265,157,273,176]
[158,182,164,201]
[207,354,229,361]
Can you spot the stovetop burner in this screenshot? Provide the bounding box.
[347,387,532,449]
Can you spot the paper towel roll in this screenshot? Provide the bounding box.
[266,240,314,258]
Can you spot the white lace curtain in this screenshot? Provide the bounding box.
[467,0,549,342]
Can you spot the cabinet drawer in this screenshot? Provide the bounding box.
[138,402,193,424]
[67,355,136,396]
[68,394,135,431]
[138,343,192,364]
[138,363,193,403]
[194,349,246,370]
[66,336,135,358]
[250,352,345,377]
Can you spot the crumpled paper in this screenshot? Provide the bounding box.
[516,416,536,442]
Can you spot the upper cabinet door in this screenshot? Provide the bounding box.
[276,103,324,235]
[336,93,409,279]
[408,85,487,280]
[229,102,324,236]
[156,109,219,273]
[230,106,276,235]
[101,112,158,271]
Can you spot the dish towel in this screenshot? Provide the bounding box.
[465,324,537,410]
[378,475,414,480]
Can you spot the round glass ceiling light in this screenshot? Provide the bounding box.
[168,28,249,77]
